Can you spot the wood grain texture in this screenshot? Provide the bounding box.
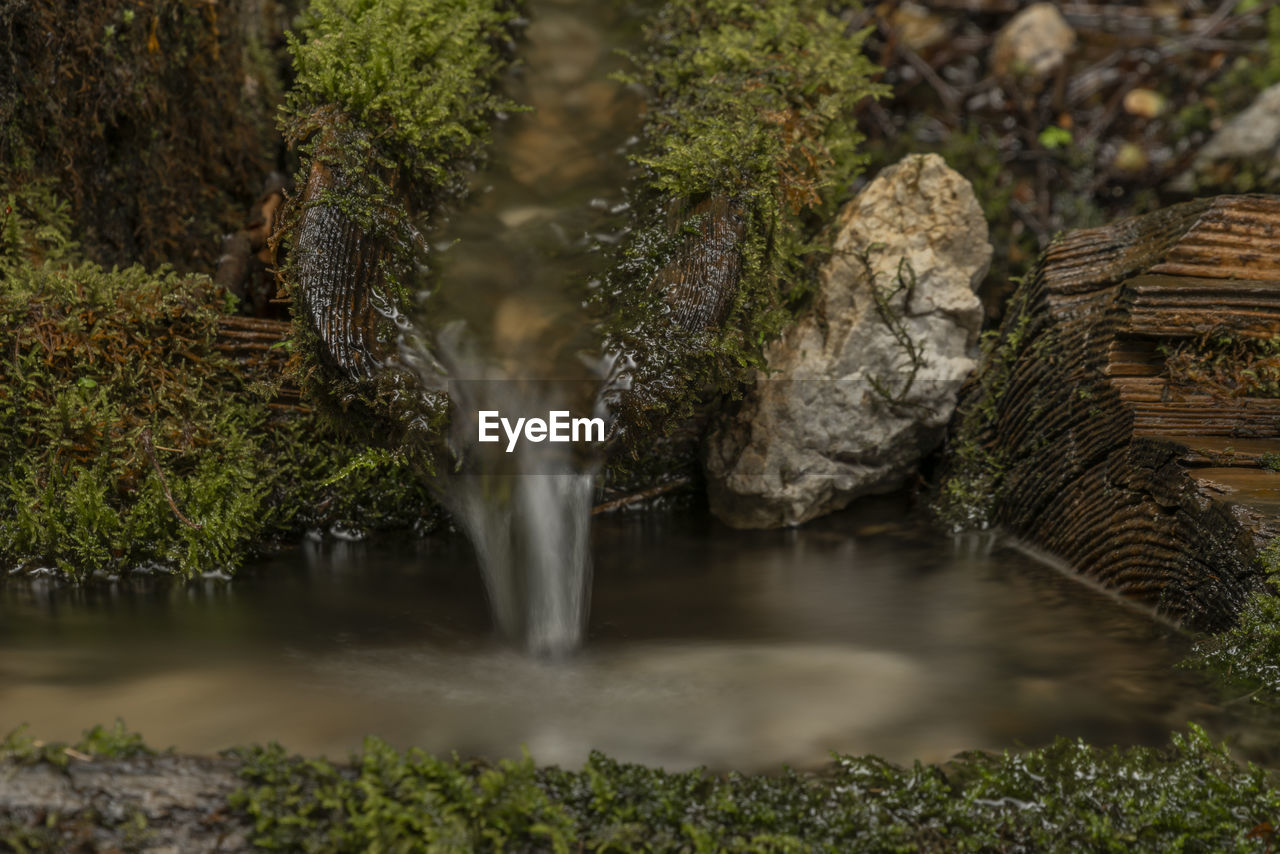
[948,195,1280,630]
[656,194,747,333]
[290,159,391,382]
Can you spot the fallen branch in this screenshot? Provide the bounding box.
[592,476,692,515]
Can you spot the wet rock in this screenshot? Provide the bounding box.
[990,3,1076,78]
[705,154,991,529]
[0,756,249,851]
[1170,82,1280,193]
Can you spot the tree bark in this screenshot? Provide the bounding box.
[290,160,393,383]
[942,195,1280,630]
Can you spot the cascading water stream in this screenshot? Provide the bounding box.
[409,329,626,656]
[397,0,644,654]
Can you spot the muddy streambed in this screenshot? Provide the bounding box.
[0,499,1245,772]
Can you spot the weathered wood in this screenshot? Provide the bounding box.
[943,195,1280,630]
[657,194,747,333]
[213,315,305,409]
[291,159,392,382]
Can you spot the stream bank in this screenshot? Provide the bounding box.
[4,721,1280,852]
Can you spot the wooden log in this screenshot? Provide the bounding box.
[657,194,747,333]
[941,195,1280,631]
[0,755,248,851]
[290,158,392,383]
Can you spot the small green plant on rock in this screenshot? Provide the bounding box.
[853,247,930,414]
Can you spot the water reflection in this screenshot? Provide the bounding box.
[0,500,1234,771]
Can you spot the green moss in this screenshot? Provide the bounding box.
[934,277,1038,531]
[283,0,521,216]
[232,739,575,852]
[277,0,522,281]
[0,0,524,580]
[227,727,1280,852]
[0,259,264,578]
[1164,332,1280,399]
[274,0,522,463]
[5,722,1280,851]
[2,720,152,768]
[0,177,80,273]
[0,0,283,270]
[0,252,437,580]
[600,0,885,436]
[1186,540,1280,703]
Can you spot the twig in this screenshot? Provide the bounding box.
[898,42,962,113]
[141,428,203,530]
[592,476,692,515]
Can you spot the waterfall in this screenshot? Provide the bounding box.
[404,324,626,656]
[387,0,640,655]
[448,470,596,656]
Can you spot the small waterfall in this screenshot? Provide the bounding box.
[405,324,626,656]
[448,470,596,656]
[392,0,641,655]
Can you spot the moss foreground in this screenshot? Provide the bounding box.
[3,723,1280,852]
[0,256,435,580]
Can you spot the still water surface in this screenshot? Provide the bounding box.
[0,500,1228,771]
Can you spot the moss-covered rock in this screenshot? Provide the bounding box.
[0,246,435,579]
[598,0,886,474]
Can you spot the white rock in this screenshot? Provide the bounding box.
[1171,81,1280,192]
[705,154,992,529]
[990,3,1076,78]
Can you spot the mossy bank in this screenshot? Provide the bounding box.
[273,0,524,455]
[0,255,436,580]
[0,0,531,580]
[4,723,1280,852]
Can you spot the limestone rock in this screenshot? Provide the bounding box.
[705,154,992,529]
[990,3,1076,78]
[1170,82,1280,193]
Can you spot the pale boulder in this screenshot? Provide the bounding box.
[705,154,992,528]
